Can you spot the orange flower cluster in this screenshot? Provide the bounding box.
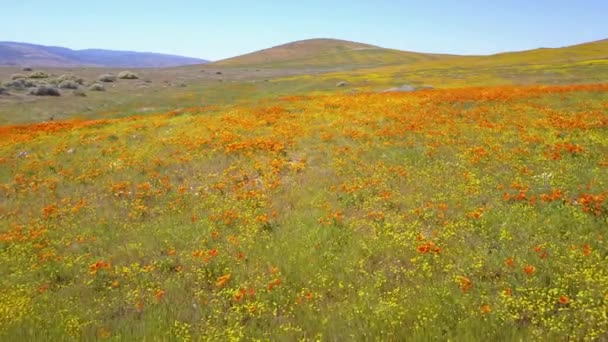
[89,260,111,275]
[267,278,282,291]
[458,276,473,293]
[540,189,565,202]
[216,274,231,288]
[417,241,442,254]
[578,193,606,216]
[234,288,256,302]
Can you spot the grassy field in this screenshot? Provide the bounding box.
[1,84,607,340]
[0,66,320,125]
[1,39,606,126]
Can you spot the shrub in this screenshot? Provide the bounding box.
[4,80,24,91]
[29,71,49,79]
[4,78,37,91]
[29,85,60,96]
[23,79,37,87]
[118,71,139,79]
[88,83,106,91]
[58,74,85,85]
[73,90,87,97]
[59,80,80,89]
[0,85,7,94]
[22,67,33,71]
[336,81,348,87]
[11,74,26,80]
[98,74,116,82]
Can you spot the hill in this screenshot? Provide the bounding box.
[0,42,209,68]
[281,38,608,88]
[213,38,453,69]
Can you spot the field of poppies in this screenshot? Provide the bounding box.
[1,84,607,340]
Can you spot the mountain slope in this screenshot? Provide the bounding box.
[0,42,208,68]
[213,38,453,69]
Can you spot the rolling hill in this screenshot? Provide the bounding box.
[213,38,455,69]
[276,38,608,88]
[0,42,208,68]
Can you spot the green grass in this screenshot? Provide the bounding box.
[1,84,607,340]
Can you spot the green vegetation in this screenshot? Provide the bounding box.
[0,35,607,340]
[0,84,607,340]
[1,39,607,126]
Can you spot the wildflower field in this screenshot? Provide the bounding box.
[1,84,607,340]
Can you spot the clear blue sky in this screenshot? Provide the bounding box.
[3,0,607,60]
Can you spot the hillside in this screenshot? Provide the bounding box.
[0,42,208,68]
[282,38,608,88]
[416,38,608,68]
[213,38,452,69]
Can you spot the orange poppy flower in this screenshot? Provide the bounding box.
[216,274,231,287]
[524,265,536,275]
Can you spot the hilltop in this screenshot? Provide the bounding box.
[213,38,453,69]
[0,42,209,68]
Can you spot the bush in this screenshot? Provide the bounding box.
[0,86,7,94]
[4,78,37,91]
[336,81,348,87]
[29,85,60,96]
[4,80,24,91]
[29,71,49,79]
[58,74,85,85]
[73,90,87,97]
[98,74,116,82]
[118,71,139,79]
[22,67,33,72]
[11,74,26,80]
[88,83,105,91]
[24,79,37,87]
[59,80,80,89]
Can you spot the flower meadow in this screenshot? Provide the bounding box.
[0,84,607,340]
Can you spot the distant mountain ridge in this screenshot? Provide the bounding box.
[0,42,208,68]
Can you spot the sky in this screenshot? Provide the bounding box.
[2,1,607,61]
